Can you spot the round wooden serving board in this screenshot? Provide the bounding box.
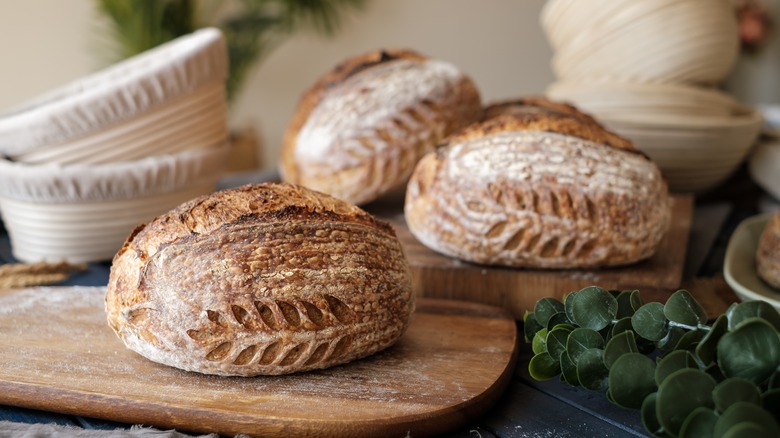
[0,286,518,437]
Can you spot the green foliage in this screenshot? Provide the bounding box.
[525,286,780,438]
[95,0,366,102]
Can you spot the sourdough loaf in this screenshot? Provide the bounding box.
[105,183,414,376]
[757,210,780,289]
[404,97,672,269]
[279,48,482,205]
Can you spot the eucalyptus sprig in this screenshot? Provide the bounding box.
[524,286,780,438]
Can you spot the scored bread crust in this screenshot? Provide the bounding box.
[757,211,780,289]
[404,98,672,269]
[105,183,414,376]
[279,48,483,205]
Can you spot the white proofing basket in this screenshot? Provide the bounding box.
[0,143,230,263]
[541,0,738,85]
[0,27,228,162]
[597,109,763,193]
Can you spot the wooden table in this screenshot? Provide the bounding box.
[0,169,758,437]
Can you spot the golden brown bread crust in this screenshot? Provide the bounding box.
[474,97,639,155]
[405,98,671,269]
[105,183,414,376]
[757,211,780,289]
[279,48,483,205]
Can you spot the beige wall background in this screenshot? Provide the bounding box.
[0,0,554,170]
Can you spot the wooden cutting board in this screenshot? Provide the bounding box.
[368,194,694,318]
[0,286,518,438]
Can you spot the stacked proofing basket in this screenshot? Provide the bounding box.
[541,0,763,193]
[0,28,231,263]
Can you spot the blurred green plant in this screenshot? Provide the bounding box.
[95,0,366,103]
[525,286,780,438]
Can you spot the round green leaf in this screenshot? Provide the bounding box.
[720,422,773,438]
[566,328,605,365]
[664,289,708,327]
[657,327,685,352]
[704,362,726,383]
[606,387,615,404]
[608,353,657,409]
[655,350,698,387]
[529,352,560,381]
[632,302,668,341]
[546,328,571,362]
[564,291,578,323]
[551,323,576,332]
[728,301,780,331]
[559,348,579,386]
[610,316,634,338]
[523,310,543,343]
[673,329,704,352]
[532,328,548,355]
[696,314,729,367]
[615,290,637,319]
[679,407,718,438]
[630,289,645,312]
[534,297,565,328]
[576,348,609,391]
[545,311,571,331]
[604,330,638,370]
[714,401,780,438]
[713,378,761,413]
[717,318,780,384]
[570,286,618,331]
[657,369,717,437]
[641,392,664,437]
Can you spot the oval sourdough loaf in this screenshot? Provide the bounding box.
[757,210,780,289]
[279,48,482,205]
[404,97,672,269]
[105,183,414,376]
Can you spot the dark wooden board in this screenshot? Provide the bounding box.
[368,195,694,318]
[0,287,518,438]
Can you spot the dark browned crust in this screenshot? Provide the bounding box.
[120,183,395,255]
[448,97,642,156]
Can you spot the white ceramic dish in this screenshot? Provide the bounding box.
[723,213,780,311]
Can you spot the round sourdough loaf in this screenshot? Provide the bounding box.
[404,98,672,269]
[105,183,414,376]
[279,48,482,205]
[757,211,780,289]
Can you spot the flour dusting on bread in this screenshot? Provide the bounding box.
[405,98,671,269]
[280,49,482,205]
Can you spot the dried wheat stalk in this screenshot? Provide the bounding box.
[0,261,88,289]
